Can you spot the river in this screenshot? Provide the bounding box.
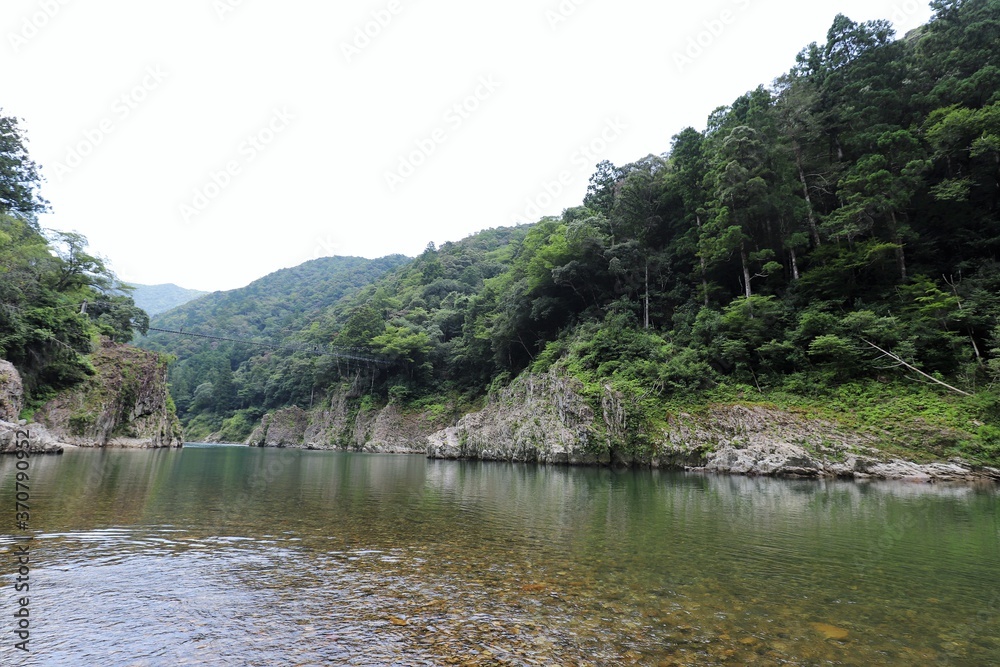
[1,444,998,665]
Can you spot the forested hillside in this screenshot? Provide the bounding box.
[138,254,410,439]
[129,283,209,316]
[0,114,148,411]
[147,0,1000,462]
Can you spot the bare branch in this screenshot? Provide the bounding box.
[862,339,973,397]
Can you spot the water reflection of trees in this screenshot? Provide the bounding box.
[0,449,184,532]
[1,449,998,664]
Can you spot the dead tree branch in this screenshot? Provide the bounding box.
[862,339,974,397]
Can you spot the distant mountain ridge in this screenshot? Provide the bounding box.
[141,255,410,342]
[136,254,412,438]
[129,283,210,316]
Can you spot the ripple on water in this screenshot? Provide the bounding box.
[1,450,998,666]
[7,528,625,665]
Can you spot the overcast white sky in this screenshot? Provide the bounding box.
[2,0,932,292]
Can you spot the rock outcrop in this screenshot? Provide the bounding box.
[0,420,67,454]
[0,360,24,422]
[33,339,183,448]
[660,405,1000,482]
[425,373,1000,483]
[427,372,608,464]
[247,406,311,448]
[246,388,452,453]
[0,361,65,453]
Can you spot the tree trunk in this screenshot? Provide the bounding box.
[946,276,984,366]
[889,210,907,280]
[643,260,650,330]
[790,247,800,281]
[696,214,709,306]
[794,141,822,247]
[740,241,753,300]
[700,257,710,306]
[516,333,534,361]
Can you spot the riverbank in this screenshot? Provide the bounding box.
[424,372,1000,483]
[0,418,191,454]
[216,370,1000,482]
[663,404,1000,483]
[426,403,1000,483]
[240,386,461,453]
[1,342,182,451]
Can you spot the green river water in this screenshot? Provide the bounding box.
[0,444,998,665]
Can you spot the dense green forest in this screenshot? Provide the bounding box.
[141,0,1000,462]
[0,114,149,412]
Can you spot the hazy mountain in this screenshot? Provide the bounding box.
[129,283,210,316]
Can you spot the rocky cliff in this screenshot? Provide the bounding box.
[0,360,64,453]
[426,371,1000,483]
[32,339,183,448]
[246,386,453,453]
[0,360,24,422]
[427,372,609,465]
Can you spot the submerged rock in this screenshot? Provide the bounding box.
[810,622,850,641]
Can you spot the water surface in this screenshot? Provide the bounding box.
[1,445,998,665]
